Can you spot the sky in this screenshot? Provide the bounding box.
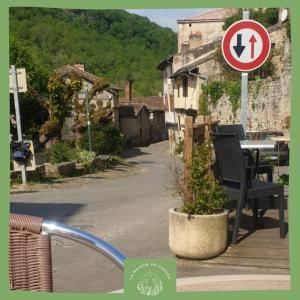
[126,9,215,32]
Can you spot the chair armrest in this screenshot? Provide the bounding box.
[42,220,127,270]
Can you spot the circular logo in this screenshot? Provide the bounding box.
[222,20,271,72]
[129,262,171,296]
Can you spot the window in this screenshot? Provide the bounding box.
[183,77,188,97]
[177,82,180,98]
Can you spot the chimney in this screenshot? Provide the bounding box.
[125,80,133,101]
[74,63,85,72]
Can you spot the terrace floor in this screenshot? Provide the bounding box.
[11,142,290,292]
[177,184,289,279]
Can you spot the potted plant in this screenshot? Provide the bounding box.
[169,141,230,259]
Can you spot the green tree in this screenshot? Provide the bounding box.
[39,72,83,145]
[10,8,177,96]
[9,35,48,139]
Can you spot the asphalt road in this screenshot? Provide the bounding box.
[10,141,289,293]
[11,141,182,293]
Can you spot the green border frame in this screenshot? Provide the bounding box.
[1,0,299,299]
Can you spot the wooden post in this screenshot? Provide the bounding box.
[204,115,211,143]
[184,117,194,202]
[204,115,212,180]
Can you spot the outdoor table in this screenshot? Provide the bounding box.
[240,140,276,150]
[270,136,290,142]
[240,140,276,173]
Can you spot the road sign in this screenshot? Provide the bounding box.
[222,20,271,72]
[9,68,27,93]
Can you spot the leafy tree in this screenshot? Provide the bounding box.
[71,77,110,140]
[39,72,83,145]
[10,8,177,96]
[79,124,125,155]
[9,35,48,139]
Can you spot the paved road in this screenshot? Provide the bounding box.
[10,141,289,292]
[11,141,182,292]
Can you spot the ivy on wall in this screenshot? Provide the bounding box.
[198,84,209,116]
[207,82,225,108]
[224,81,241,117]
[199,81,241,116]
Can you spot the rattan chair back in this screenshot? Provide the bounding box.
[9,213,53,292]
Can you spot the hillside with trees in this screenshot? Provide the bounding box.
[9,8,177,96]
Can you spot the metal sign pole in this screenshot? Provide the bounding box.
[11,64,26,184]
[85,85,92,152]
[240,10,249,132]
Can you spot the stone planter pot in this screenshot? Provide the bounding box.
[169,208,228,259]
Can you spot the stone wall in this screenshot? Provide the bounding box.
[195,24,291,135]
[214,25,290,134]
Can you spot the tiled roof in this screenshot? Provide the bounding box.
[54,65,101,84]
[118,103,148,117]
[177,8,237,23]
[119,96,166,111]
[54,65,122,92]
[157,55,174,70]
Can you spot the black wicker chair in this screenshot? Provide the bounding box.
[211,133,285,245]
[216,124,273,182]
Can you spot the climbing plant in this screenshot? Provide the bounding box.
[198,84,209,116]
[207,82,225,107]
[224,81,241,117]
[71,77,110,141]
[39,71,83,144]
[201,80,241,116]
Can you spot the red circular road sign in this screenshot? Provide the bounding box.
[222,20,271,72]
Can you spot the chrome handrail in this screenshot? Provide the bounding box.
[42,220,127,270]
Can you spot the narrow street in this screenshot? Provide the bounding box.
[11,141,182,292]
[7,7,292,294]
[10,141,289,292]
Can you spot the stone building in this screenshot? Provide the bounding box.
[119,81,167,146]
[118,103,150,147]
[159,8,291,151]
[157,56,178,151]
[177,8,237,53]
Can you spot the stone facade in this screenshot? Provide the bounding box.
[119,106,150,147]
[171,22,291,138]
[177,8,237,52]
[209,25,291,135]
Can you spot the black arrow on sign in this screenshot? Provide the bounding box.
[233,34,245,58]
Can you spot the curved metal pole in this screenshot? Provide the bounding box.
[42,220,127,270]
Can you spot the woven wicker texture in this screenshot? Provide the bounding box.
[9,214,53,292]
